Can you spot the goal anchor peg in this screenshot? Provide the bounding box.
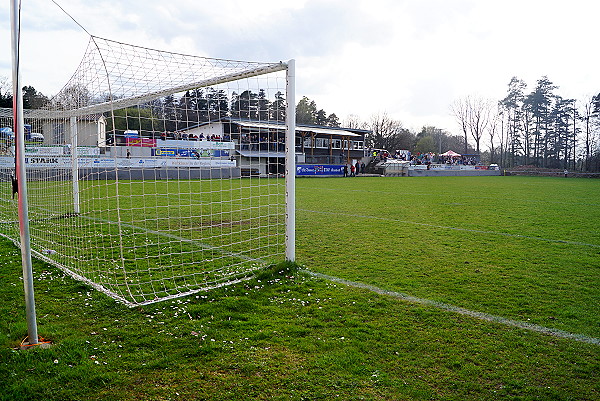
[18,336,53,350]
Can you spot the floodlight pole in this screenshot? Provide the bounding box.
[285,59,296,261]
[11,0,39,345]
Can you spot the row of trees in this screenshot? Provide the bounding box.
[451,77,600,171]
[103,88,288,134]
[111,92,345,134]
[152,88,288,132]
[0,77,50,109]
[295,97,474,157]
[110,92,474,156]
[295,96,340,127]
[344,112,474,156]
[3,75,600,171]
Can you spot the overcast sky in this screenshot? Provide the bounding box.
[1,0,598,135]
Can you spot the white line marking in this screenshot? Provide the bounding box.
[306,270,600,346]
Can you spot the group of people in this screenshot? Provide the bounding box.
[371,148,481,166]
[436,155,478,165]
[343,161,366,177]
[161,132,231,142]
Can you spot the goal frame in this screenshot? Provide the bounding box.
[8,30,296,316]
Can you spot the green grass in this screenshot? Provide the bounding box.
[297,176,600,339]
[1,175,599,400]
[1,178,286,305]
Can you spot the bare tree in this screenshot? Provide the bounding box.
[54,84,92,110]
[0,76,12,107]
[367,112,409,151]
[581,95,596,171]
[450,97,470,155]
[487,106,500,163]
[343,114,366,130]
[467,96,492,154]
[451,96,493,155]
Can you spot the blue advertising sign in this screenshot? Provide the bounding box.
[296,164,344,176]
[152,148,194,157]
[151,148,230,158]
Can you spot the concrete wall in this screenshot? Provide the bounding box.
[408,169,501,177]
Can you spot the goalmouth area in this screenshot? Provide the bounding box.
[1,35,296,306]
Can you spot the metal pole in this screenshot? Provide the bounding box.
[70,117,80,214]
[285,59,296,261]
[11,0,39,345]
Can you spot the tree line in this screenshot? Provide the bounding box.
[0,78,475,157]
[4,74,600,171]
[0,77,50,109]
[452,76,600,172]
[295,96,475,156]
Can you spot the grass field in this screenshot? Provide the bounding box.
[1,178,286,305]
[1,175,599,400]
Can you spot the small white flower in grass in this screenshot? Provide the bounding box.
[53,359,58,364]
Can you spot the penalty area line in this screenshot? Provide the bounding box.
[305,270,600,346]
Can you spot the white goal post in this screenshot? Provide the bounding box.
[0,35,295,307]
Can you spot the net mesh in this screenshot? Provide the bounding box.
[0,36,291,306]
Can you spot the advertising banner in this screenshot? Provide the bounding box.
[0,156,235,169]
[23,146,65,156]
[296,164,344,176]
[152,148,186,157]
[126,138,156,147]
[152,148,230,158]
[16,146,102,156]
[155,139,235,150]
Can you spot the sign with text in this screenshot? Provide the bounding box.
[126,138,156,147]
[156,139,234,150]
[296,164,344,176]
[0,156,235,169]
[152,148,230,158]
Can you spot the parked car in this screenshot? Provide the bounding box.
[29,132,44,143]
[0,127,14,140]
[0,128,44,143]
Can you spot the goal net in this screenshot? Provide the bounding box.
[0,36,295,306]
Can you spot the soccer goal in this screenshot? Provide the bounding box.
[0,36,295,306]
